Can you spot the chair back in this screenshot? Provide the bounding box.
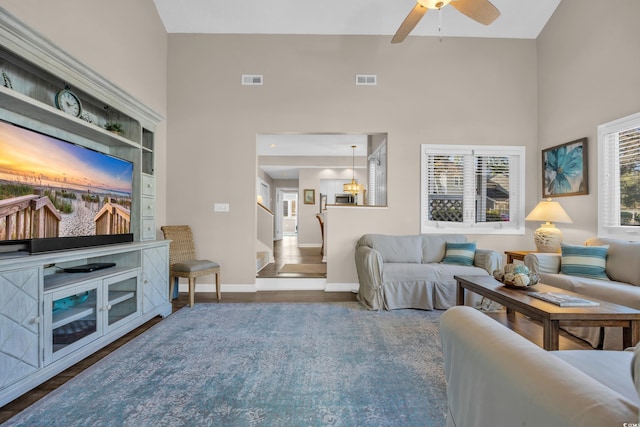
[161,225,197,265]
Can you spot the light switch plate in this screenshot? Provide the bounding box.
[214,203,229,212]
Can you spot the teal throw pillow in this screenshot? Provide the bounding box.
[560,243,609,280]
[442,242,476,266]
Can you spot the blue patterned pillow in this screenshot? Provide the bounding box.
[442,242,476,266]
[560,243,609,280]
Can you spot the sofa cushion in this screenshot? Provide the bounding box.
[359,234,423,263]
[560,243,609,280]
[421,234,467,263]
[587,237,640,286]
[552,350,640,407]
[442,241,476,266]
[381,263,489,310]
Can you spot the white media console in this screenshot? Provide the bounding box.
[0,9,172,407]
[0,240,172,407]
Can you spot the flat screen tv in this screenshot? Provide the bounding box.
[0,120,134,253]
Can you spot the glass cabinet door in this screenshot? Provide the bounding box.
[45,282,100,364]
[104,270,140,332]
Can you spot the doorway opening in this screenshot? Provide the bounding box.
[256,132,387,279]
[277,188,298,239]
[258,186,325,278]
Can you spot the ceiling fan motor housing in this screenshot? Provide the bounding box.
[418,0,453,9]
[392,0,500,44]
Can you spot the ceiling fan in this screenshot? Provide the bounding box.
[391,0,501,44]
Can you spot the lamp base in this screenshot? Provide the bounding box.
[534,223,563,253]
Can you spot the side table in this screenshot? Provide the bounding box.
[504,250,536,264]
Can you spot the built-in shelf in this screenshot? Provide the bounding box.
[52,305,96,330]
[0,86,136,151]
[108,290,135,306]
[44,267,136,291]
[0,8,171,408]
[0,240,171,404]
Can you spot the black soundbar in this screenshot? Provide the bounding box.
[28,234,134,253]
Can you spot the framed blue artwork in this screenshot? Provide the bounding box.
[542,137,588,198]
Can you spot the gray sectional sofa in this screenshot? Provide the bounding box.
[440,306,639,427]
[525,236,640,349]
[354,234,501,310]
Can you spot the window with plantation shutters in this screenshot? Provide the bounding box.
[421,144,525,234]
[598,112,640,240]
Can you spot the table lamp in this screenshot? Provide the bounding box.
[525,198,573,253]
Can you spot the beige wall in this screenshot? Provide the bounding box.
[537,0,640,245]
[168,34,539,285]
[0,0,169,237]
[297,167,366,247]
[9,2,634,288]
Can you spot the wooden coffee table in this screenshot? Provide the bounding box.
[455,275,640,350]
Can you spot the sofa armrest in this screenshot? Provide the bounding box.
[354,245,384,310]
[473,249,501,274]
[440,306,638,427]
[524,253,561,275]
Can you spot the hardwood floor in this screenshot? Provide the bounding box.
[257,235,325,278]
[487,311,593,351]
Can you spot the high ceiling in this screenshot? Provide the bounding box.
[153,0,560,40]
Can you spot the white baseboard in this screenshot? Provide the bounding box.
[180,280,358,293]
[297,243,322,248]
[181,283,257,293]
[325,282,359,292]
[256,278,326,291]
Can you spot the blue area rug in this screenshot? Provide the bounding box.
[5,302,447,426]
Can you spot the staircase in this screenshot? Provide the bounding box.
[256,202,274,273]
[256,250,270,272]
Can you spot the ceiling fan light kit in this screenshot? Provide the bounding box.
[391,0,501,44]
[418,0,452,9]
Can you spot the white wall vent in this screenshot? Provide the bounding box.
[356,74,377,86]
[242,74,263,85]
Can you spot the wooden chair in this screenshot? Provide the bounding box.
[161,225,221,307]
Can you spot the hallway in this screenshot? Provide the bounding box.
[257,235,325,278]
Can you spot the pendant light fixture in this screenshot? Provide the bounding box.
[343,145,364,198]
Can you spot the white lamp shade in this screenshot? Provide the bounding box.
[525,199,572,223]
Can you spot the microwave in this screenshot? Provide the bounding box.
[334,194,355,204]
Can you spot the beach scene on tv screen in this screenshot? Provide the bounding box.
[0,121,133,241]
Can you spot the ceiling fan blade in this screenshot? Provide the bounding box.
[450,0,500,25]
[391,3,428,44]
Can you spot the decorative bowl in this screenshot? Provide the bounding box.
[493,264,539,289]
